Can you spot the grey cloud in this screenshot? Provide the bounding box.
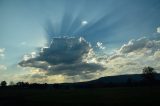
[119,37,149,53]
[30,74,47,79]
[125,62,138,66]
[107,54,124,61]
[19,37,105,76]
[38,37,91,64]
[119,37,160,54]
[47,62,105,76]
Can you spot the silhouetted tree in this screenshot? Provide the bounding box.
[16,82,23,86]
[16,82,29,88]
[1,81,7,87]
[142,66,157,83]
[9,81,15,86]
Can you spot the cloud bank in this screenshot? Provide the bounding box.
[104,35,160,76]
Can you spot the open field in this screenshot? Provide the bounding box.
[0,86,160,106]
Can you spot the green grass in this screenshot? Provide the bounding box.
[0,86,160,106]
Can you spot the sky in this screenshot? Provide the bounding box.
[0,0,160,83]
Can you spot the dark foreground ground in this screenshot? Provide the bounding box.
[0,86,160,106]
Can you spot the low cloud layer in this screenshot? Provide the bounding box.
[19,37,105,77]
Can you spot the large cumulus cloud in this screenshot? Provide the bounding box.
[19,37,105,76]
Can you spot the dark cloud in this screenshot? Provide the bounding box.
[19,37,105,76]
[107,54,124,61]
[46,62,105,76]
[40,37,91,64]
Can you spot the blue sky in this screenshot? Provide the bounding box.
[0,0,160,83]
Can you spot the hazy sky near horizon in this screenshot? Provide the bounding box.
[0,0,160,83]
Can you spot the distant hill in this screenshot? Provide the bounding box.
[52,74,160,89]
[86,74,160,84]
[2,74,160,89]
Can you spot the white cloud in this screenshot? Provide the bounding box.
[0,64,7,70]
[22,52,37,61]
[96,42,105,50]
[0,48,5,58]
[157,27,160,33]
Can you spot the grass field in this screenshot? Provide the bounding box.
[0,86,160,106]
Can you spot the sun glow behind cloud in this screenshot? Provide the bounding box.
[81,21,88,26]
[1,0,160,83]
[18,29,160,83]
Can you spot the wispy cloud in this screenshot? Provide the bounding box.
[0,48,5,58]
[157,27,160,33]
[0,64,7,71]
[96,42,105,50]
